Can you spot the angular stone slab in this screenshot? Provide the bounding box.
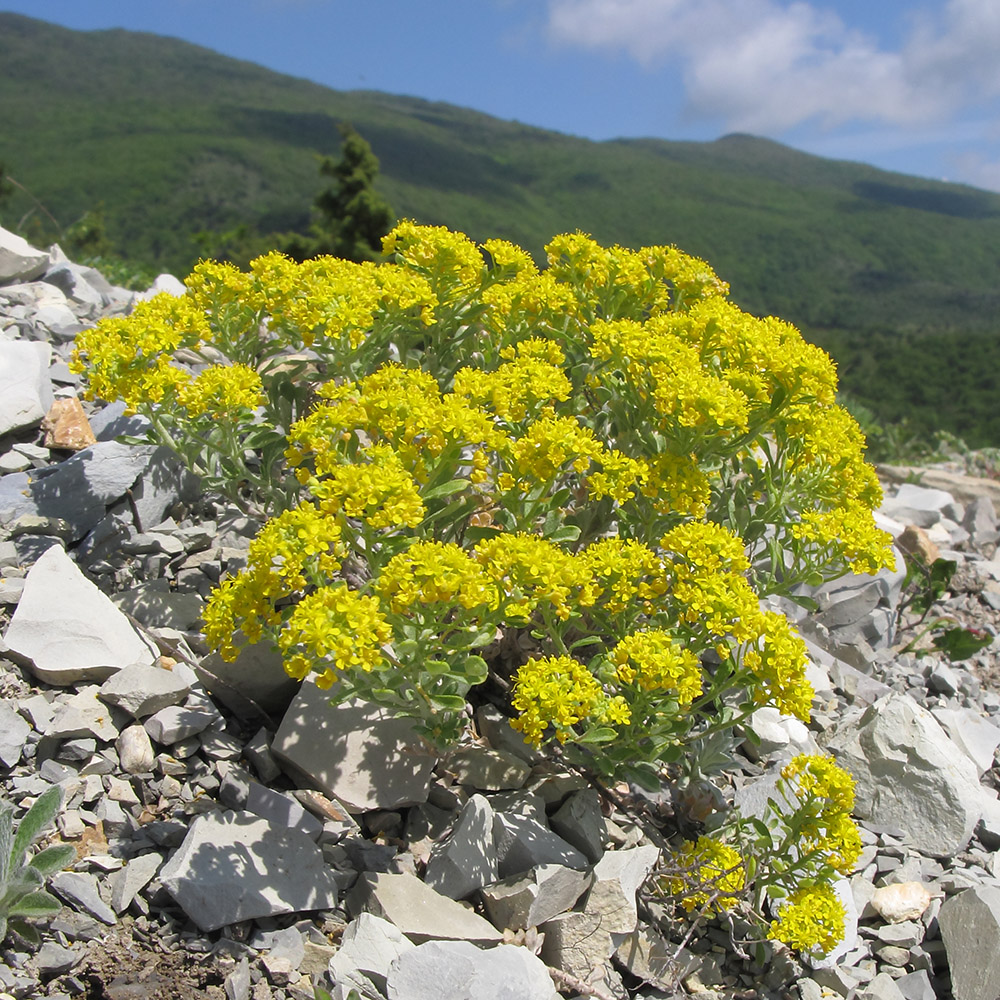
[272,681,436,813]
[46,686,120,742]
[0,441,155,541]
[827,693,984,856]
[482,864,592,932]
[0,341,52,436]
[0,226,49,282]
[98,662,193,719]
[328,913,414,994]
[158,809,339,931]
[424,794,497,900]
[493,810,588,878]
[3,545,155,684]
[386,940,558,1000]
[348,871,502,944]
[582,844,660,934]
[939,885,1000,1000]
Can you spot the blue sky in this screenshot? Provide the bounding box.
[6,0,1000,192]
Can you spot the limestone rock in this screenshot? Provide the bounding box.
[424,794,497,900]
[939,885,1000,1000]
[99,661,193,719]
[870,882,933,924]
[328,913,414,994]
[272,682,436,813]
[386,940,558,1000]
[348,871,502,944]
[826,693,985,856]
[0,227,49,282]
[158,809,339,931]
[0,340,53,438]
[482,864,592,932]
[493,810,588,878]
[582,844,660,935]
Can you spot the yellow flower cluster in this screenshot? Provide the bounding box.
[665,836,746,914]
[177,364,263,416]
[510,654,631,745]
[309,444,425,530]
[278,584,392,687]
[611,630,702,700]
[376,540,497,613]
[767,885,846,954]
[473,533,593,623]
[780,754,862,875]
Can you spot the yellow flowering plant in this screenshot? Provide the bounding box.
[657,753,861,958]
[72,221,890,782]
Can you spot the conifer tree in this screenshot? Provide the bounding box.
[285,124,394,263]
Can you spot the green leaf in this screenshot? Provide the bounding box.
[575,726,618,745]
[933,627,992,662]
[548,524,581,544]
[428,693,467,711]
[0,803,12,885]
[422,659,451,676]
[27,844,75,878]
[461,655,488,686]
[10,786,62,874]
[6,918,39,946]
[8,889,62,918]
[422,479,468,501]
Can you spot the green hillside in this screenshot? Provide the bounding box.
[3,12,1000,445]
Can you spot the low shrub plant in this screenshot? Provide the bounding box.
[72,222,894,957]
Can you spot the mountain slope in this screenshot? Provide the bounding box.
[3,12,1000,444]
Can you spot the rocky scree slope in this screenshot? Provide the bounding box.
[3,226,1000,1000]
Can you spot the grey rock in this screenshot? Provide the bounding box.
[475,705,543,764]
[199,640,300,720]
[893,970,937,1000]
[938,884,1000,1000]
[539,910,618,994]
[348,871,502,944]
[244,728,282,783]
[328,913,414,994]
[144,702,222,745]
[582,844,660,935]
[50,871,117,925]
[615,923,696,992]
[111,584,204,632]
[493,810,588,878]
[827,693,985,856]
[0,340,52,436]
[0,440,156,542]
[272,682,437,813]
[932,706,1000,775]
[3,544,155,684]
[46,686,120,742]
[857,973,906,1000]
[158,809,339,931]
[440,745,530,790]
[386,939,558,1000]
[108,852,162,913]
[482,864,592,931]
[0,227,50,282]
[245,781,324,841]
[549,788,607,863]
[34,941,79,978]
[98,662,193,719]
[0,703,31,767]
[424,793,497,900]
[225,957,251,1000]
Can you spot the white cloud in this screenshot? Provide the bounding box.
[546,0,1000,133]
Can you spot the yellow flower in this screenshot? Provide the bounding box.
[278,583,391,678]
[611,630,702,701]
[376,540,498,613]
[768,885,846,954]
[665,836,745,914]
[510,654,618,745]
